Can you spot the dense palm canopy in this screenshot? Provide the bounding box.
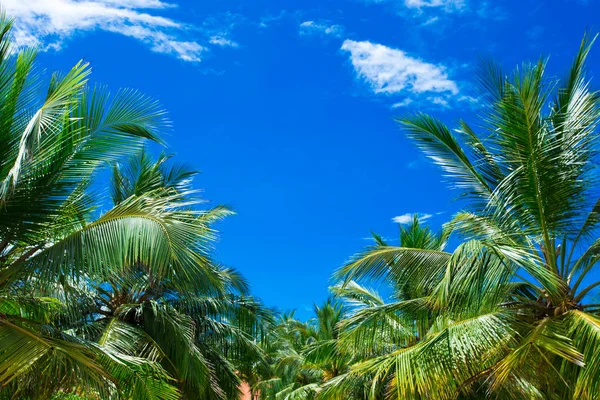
[255,299,356,400]
[250,34,600,400]
[327,35,600,399]
[0,14,271,399]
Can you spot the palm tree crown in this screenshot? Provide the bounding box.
[0,15,272,399]
[330,35,600,399]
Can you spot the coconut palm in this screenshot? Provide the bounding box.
[252,302,336,400]
[0,13,243,398]
[324,217,452,399]
[66,151,274,400]
[255,310,324,399]
[330,35,600,399]
[256,297,378,400]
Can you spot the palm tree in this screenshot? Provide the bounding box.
[255,310,324,399]
[253,300,345,400]
[325,217,451,399]
[331,35,600,399]
[0,13,245,398]
[64,151,274,400]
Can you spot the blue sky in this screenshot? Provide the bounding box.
[7,0,600,319]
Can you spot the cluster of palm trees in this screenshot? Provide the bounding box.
[0,15,272,399]
[251,35,600,399]
[3,7,600,398]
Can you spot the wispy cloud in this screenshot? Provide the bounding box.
[475,1,507,20]
[4,0,238,62]
[362,235,396,242]
[362,0,506,23]
[201,12,244,48]
[362,0,466,14]
[428,96,450,107]
[392,93,478,110]
[457,95,479,106]
[392,213,432,224]
[392,98,414,108]
[341,39,458,100]
[209,35,238,48]
[422,16,440,25]
[299,20,344,37]
[259,11,289,28]
[404,0,465,11]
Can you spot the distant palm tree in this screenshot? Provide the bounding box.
[325,217,450,399]
[331,35,600,399]
[54,152,274,400]
[255,299,353,400]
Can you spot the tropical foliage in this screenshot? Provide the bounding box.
[3,5,600,399]
[255,219,451,400]
[0,14,271,399]
[255,300,350,399]
[254,35,600,399]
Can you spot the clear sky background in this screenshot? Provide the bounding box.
[6,0,600,319]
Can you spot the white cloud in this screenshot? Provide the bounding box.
[458,95,479,105]
[393,93,477,109]
[392,213,432,224]
[3,0,226,62]
[362,236,395,241]
[209,35,238,47]
[341,40,458,97]
[390,93,478,110]
[428,96,449,107]
[102,0,175,8]
[391,98,413,108]
[404,0,465,10]
[362,0,466,13]
[299,21,343,37]
[259,11,289,28]
[422,16,440,25]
